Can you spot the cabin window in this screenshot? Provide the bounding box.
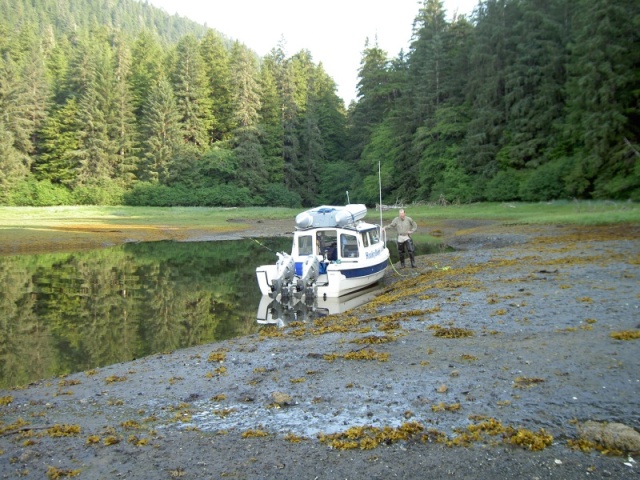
[340,233,359,258]
[370,228,380,244]
[317,230,337,259]
[361,232,370,247]
[298,235,313,255]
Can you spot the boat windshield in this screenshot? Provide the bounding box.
[340,233,359,258]
[297,235,314,255]
[361,227,380,246]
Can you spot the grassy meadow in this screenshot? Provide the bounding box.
[0,200,638,231]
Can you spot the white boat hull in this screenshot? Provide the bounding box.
[256,255,388,298]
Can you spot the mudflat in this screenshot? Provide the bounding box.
[1,221,639,479]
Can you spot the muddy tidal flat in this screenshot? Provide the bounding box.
[1,222,639,479]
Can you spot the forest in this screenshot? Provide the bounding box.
[0,0,638,207]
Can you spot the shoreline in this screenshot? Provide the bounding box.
[1,222,639,479]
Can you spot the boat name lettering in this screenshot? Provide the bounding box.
[365,248,382,259]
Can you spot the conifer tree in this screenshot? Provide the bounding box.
[171,34,212,148]
[258,51,285,184]
[139,77,183,184]
[229,41,265,195]
[36,98,80,185]
[0,53,35,156]
[200,30,234,142]
[563,0,640,199]
[0,121,29,202]
[130,30,165,117]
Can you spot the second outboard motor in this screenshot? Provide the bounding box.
[270,252,295,297]
[296,255,320,296]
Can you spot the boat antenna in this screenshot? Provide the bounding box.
[346,190,350,205]
[378,161,383,228]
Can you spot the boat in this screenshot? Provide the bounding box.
[256,204,390,298]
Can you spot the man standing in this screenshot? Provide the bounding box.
[383,209,418,268]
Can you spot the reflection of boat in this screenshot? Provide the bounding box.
[256,284,383,327]
[256,205,390,298]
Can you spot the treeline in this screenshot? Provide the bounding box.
[0,0,346,207]
[350,0,639,204]
[0,0,638,208]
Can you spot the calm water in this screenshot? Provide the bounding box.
[0,237,291,389]
[0,237,444,389]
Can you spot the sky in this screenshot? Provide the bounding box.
[145,0,478,105]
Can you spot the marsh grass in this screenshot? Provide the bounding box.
[0,201,637,232]
[384,200,639,226]
[0,206,295,229]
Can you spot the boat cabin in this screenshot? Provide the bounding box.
[291,224,383,275]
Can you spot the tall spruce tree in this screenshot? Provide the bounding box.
[200,30,234,143]
[563,0,640,199]
[110,35,138,186]
[258,49,285,184]
[130,30,165,117]
[0,53,35,157]
[75,46,115,185]
[139,77,183,184]
[171,35,212,149]
[36,98,80,185]
[348,38,393,198]
[462,0,520,184]
[229,41,265,195]
[0,121,29,202]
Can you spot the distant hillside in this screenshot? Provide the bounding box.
[0,0,213,45]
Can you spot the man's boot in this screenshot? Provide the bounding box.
[410,254,416,268]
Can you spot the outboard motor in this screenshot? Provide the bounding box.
[296,255,320,296]
[270,252,295,297]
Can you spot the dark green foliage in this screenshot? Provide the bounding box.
[348,0,638,204]
[484,170,521,201]
[7,178,73,206]
[518,159,571,201]
[261,183,302,208]
[0,0,637,207]
[123,182,253,207]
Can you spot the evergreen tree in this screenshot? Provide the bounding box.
[348,38,395,199]
[0,53,35,156]
[36,98,80,185]
[20,48,50,154]
[298,94,325,205]
[138,77,183,184]
[563,0,640,199]
[408,0,448,124]
[258,50,285,184]
[280,55,302,196]
[0,120,29,202]
[200,30,234,142]
[171,34,212,148]
[75,47,114,185]
[462,0,520,182]
[499,0,567,171]
[229,41,265,195]
[130,30,165,117]
[110,35,138,186]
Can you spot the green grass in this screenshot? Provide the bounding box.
[0,206,296,229]
[379,200,640,227]
[0,201,637,231]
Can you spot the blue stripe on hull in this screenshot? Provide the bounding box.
[339,259,388,278]
[295,258,388,278]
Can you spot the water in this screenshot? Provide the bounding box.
[0,237,291,389]
[0,237,447,390]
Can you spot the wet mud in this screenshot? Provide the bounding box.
[1,222,639,479]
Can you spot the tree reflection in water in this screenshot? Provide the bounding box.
[0,237,291,389]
